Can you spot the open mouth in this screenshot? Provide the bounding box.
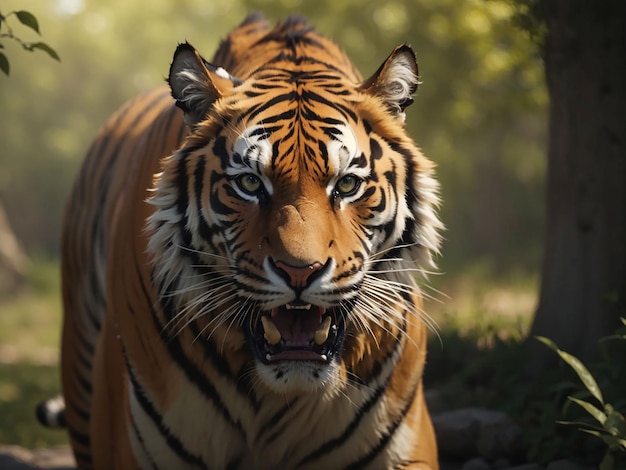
[249,303,346,364]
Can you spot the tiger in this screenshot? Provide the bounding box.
[40,12,443,469]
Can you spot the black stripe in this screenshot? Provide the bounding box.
[72,448,93,468]
[75,365,93,396]
[300,89,358,123]
[245,92,297,123]
[343,376,421,470]
[297,339,400,466]
[257,399,300,448]
[225,455,244,470]
[129,401,159,470]
[127,362,208,469]
[139,267,244,436]
[74,403,90,423]
[175,150,190,223]
[209,175,237,216]
[76,326,95,357]
[68,426,90,448]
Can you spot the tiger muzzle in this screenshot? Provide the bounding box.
[249,304,345,364]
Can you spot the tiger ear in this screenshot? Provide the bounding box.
[168,42,242,127]
[360,44,419,124]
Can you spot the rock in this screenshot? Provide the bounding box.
[425,389,447,414]
[440,460,465,470]
[433,408,524,460]
[474,411,524,460]
[0,445,75,469]
[506,464,544,470]
[492,458,511,469]
[545,460,587,470]
[432,409,480,457]
[461,457,492,470]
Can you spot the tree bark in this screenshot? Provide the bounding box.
[530,0,626,362]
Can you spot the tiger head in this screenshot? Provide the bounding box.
[147,34,442,396]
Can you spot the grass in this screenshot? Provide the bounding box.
[0,258,67,447]
[0,363,67,447]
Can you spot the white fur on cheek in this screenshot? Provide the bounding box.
[326,124,359,173]
[231,126,273,169]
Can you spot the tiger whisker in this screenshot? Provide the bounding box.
[160,276,235,297]
[357,277,441,347]
[368,241,420,260]
[174,243,236,263]
[165,287,240,337]
[361,276,440,332]
[364,273,447,304]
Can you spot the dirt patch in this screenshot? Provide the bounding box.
[0,445,74,469]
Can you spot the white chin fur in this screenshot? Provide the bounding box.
[256,360,341,395]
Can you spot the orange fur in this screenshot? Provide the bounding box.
[60,14,441,469]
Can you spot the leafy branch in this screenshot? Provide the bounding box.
[537,320,626,470]
[0,9,60,76]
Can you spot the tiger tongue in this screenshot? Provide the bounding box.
[270,305,324,346]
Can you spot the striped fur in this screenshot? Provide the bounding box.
[57,13,442,469]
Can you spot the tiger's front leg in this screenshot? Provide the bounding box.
[90,314,141,470]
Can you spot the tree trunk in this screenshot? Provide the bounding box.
[530,0,626,362]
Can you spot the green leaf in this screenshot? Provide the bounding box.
[556,420,605,432]
[30,42,60,61]
[580,429,626,450]
[536,336,604,405]
[15,11,40,35]
[599,452,614,470]
[568,396,607,425]
[604,407,626,439]
[0,51,9,75]
[535,335,558,350]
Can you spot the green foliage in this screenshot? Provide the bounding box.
[0,8,59,75]
[426,307,626,466]
[0,258,64,447]
[0,363,67,447]
[510,0,549,44]
[0,0,547,273]
[537,323,626,469]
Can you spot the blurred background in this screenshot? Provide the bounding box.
[0,0,546,449]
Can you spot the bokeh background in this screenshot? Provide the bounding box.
[0,0,548,452]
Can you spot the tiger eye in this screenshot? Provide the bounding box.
[336,175,361,196]
[237,174,262,194]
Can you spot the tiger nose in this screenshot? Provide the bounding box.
[272,260,324,289]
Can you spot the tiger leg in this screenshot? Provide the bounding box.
[408,385,439,469]
[90,313,139,470]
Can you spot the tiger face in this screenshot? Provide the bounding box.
[147,38,441,396]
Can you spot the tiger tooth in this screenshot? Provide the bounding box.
[261,316,282,345]
[285,303,312,310]
[314,316,333,345]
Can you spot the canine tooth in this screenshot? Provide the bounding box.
[261,316,282,345]
[314,316,333,345]
[321,354,328,361]
[266,354,273,361]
